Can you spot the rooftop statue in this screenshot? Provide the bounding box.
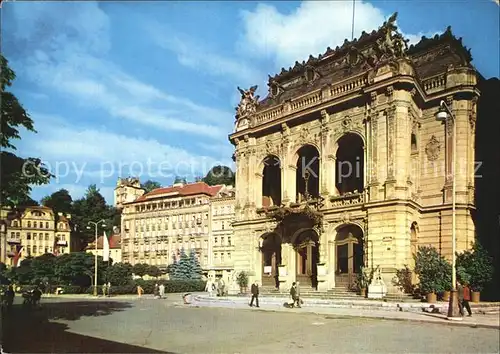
[235,85,259,119]
[374,12,409,60]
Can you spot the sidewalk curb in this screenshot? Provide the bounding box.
[193,301,500,330]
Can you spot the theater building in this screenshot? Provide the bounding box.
[229,14,481,292]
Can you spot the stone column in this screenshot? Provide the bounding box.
[368,113,380,201]
[328,240,336,288]
[384,106,397,199]
[287,165,297,203]
[255,244,263,284]
[254,172,263,208]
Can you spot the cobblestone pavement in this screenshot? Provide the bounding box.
[2,297,499,353]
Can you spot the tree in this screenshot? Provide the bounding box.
[10,258,35,285]
[0,55,52,206]
[174,176,187,184]
[146,265,162,278]
[142,180,161,193]
[31,253,57,286]
[132,263,149,278]
[188,250,203,280]
[202,165,235,186]
[414,246,452,294]
[170,249,202,280]
[55,252,109,287]
[71,184,116,247]
[457,242,494,292]
[41,189,73,216]
[106,262,133,286]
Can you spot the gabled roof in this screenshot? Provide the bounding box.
[87,234,121,250]
[131,182,223,203]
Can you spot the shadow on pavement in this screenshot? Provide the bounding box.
[1,300,176,353]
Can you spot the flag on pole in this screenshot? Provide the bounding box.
[103,231,110,262]
[13,245,24,267]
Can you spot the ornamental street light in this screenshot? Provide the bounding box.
[435,100,461,320]
[87,219,106,296]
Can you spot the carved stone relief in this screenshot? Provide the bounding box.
[386,107,396,178]
[425,135,441,161]
[371,115,378,182]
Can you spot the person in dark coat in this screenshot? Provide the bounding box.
[249,280,259,308]
[290,282,301,308]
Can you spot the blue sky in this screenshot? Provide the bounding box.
[2,1,498,204]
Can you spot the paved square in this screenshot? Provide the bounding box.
[2,298,499,353]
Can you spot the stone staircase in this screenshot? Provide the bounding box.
[259,286,420,302]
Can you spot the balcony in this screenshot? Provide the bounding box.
[57,240,68,246]
[7,238,21,244]
[7,251,15,257]
[329,192,365,207]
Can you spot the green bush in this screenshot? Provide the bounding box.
[414,246,452,294]
[61,285,88,294]
[47,279,206,295]
[457,242,494,292]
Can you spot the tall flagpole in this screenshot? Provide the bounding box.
[351,0,356,40]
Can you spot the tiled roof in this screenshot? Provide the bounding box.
[132,182,223,203]
[87,234,121,250]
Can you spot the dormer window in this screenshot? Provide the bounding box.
[270,83,279,97]
[305,67,315,82]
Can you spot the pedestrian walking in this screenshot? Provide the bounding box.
[102,283,107,297]
[159,283,165,298]
[249,280,259,308]
[219,277,226,296]
[205,278,215,297]
[290,282,301,308]
[107,282,111,297]
[458,281,473,317]
[154,284,160,299]
[137,285,144,298]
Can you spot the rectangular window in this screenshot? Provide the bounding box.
[46,222,49,228]
[27,233,31,240]
[228,237,231,246]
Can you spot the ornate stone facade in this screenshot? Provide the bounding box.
[229,14,480,293]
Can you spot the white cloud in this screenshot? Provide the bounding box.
[7,3,231,140]
[146,22,264,86]
[21,113,234,193]
[239,2,437,69]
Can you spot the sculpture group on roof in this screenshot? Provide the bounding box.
[235,85,260,119]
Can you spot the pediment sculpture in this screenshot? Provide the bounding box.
[235,85,260,119]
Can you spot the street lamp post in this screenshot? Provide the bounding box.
[87,219,106,296]
[435,100,461,320]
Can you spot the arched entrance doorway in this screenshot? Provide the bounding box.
[335,224,364,289]
[336,133,364,195]
[292,228,319,289]
[260,233,281,288]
